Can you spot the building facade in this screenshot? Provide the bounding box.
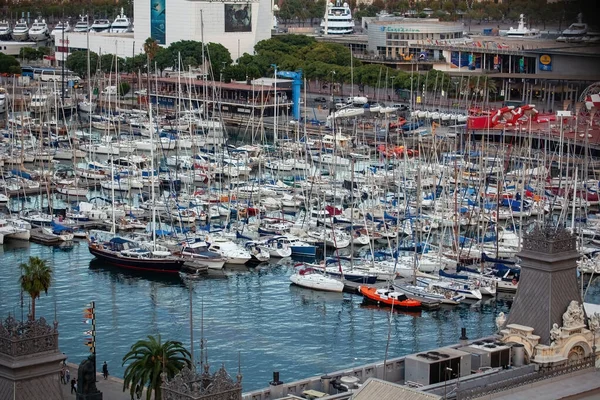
[364,17,465,58]
[134,0,273,60]
[55,0,273,67]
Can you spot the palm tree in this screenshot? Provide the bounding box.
[122,335,191,400]
[19,256,53,321]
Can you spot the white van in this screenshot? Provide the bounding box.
[346,96,368,105]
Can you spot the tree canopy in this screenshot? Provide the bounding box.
[122,335,191,400]
[0,53,21,75]
[19,256,53,321]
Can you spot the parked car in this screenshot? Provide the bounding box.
[314,97,327,103]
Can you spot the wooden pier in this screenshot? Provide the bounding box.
[29,227,60,245]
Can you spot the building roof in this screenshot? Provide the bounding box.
[352,378,441,400]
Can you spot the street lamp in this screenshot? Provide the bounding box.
[329,70,336,105]
[391,76,396,102]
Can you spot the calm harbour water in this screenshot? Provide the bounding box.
[0,240,513,391]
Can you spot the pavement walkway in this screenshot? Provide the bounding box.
[60,362,149,400]
[482,368,600,400]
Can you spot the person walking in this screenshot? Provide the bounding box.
[102,361,108,380]
[70,378,76,394]
[60,368,65,384]
[65,368,70,385]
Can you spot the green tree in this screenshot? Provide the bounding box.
[19,47,41,62]
[100,54,125,74]
[153,47,172,76]
[118,82,131,96]
[122,335,191,400]
[204,42,232,80]
[66,50,99,78]
[19,256,53,321]
[123,54,147,73]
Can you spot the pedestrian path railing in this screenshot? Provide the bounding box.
[457,356,595,400]
[0,315,59,357]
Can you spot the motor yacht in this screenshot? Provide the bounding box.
[0,218,31,244]
[73,15,91,32]
[505,14,539,38]
[109,8,132,33]
[90,18,111,33]
[11,19,29,41]
[28,19,50,41]
[0,87,8,114]
[557,21,588,42]
[320,0,354,35]
[0,20,12,40]
[29,94,50,114]
[51,21,71,37]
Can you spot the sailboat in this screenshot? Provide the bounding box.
[289,264,344,292]
[88,230,184,273]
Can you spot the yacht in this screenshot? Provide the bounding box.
[289,265,344,293]
[557,14,588,42]
[73,15,91,32]
[0,87,8,113]
[51,21,71,37]
[0,218,31,244]
[90,19,111,33]
[11,19,29,41]
[29,93,50,113]
[29,19,50,41]
[109,8,132,33]
[0,20,12,40]
[505,14,539,38]
[320,0,354,35]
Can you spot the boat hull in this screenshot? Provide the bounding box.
[359,286,422,308]
[89,245,184,273]
[289,273,344,292]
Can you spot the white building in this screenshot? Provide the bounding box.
[55,0,273,66]
[134,0,272,60]
[364,17,465,59]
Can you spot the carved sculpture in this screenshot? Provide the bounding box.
[550,323,561,346]
[563,301,585,328]
[589,312,600,333]
[78,355,99,395]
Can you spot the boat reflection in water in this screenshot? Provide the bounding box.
[359,302,423,318]
[89,258,184,286]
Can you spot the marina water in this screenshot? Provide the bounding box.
[0,240,513,391]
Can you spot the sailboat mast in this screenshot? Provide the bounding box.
[148,54,157,250]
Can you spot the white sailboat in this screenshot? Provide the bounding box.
[289,265,344,292]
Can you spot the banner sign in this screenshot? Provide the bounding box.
[151,0,166,44]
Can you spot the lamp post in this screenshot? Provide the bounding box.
[443,367,452,399]
[391,76,396,102]
[329,70,336,106]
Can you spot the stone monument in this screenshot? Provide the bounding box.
[0,315,66,400]
[76,354,102,400]
[500,223,600,365]
[504,224,583,344]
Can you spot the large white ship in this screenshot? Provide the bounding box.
[320,0,354,35]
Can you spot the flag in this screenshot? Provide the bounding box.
[84,312,93,319]
[83,319,91,324]
[84,330,93,336]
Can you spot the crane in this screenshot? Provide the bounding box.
[276,69,303,121]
